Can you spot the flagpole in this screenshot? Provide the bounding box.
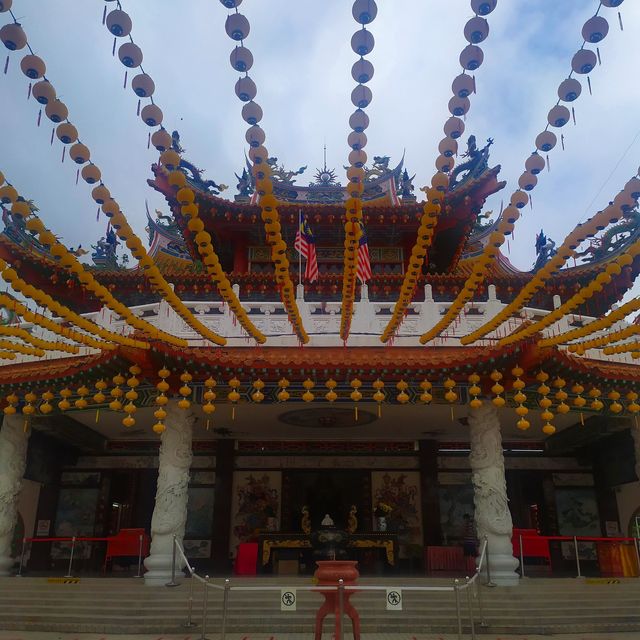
[298,208,302,289]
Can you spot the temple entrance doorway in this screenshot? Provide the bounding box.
[282,470,371,533]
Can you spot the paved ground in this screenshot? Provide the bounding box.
[0,633,639,640]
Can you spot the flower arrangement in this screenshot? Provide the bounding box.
[375,502,393,517]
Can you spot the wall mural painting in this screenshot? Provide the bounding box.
[230,471,281,553]
[185,487,215,539]
[439,482,475,544]
[51,488,99,560]
[371,472,422,546]
[556,487,601,561]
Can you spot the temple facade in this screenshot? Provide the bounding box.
[1,144,640,587]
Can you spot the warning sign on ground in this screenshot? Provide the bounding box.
[281,588,297,611]
[386,588,402,610]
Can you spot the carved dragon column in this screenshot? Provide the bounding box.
[144,400,194,586]
[468,402,519,586]
[0,414,30,576]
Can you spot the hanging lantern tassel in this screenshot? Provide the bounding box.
[597,47,602,66]
[112,37,116,56]
[50,128,55,145]
[572,107,576,125]
[580,411,584,426]
[37,109,42,127]
[137,99,141,116]
[61,146,66,163]
[95,408,100,423]
[27,82,31,100]
[4,55,9,75]
[76,168,80,185]
[546,154,550,171]
[587,76,592,95]
[23,419,29,433]
[561,134,565,151]
[123,70,128,89]
[618,11,623,31]
[147,132,151,149]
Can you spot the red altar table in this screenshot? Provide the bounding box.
[314,560,360,640]
[234,542,258,575]
[104,528,149,571]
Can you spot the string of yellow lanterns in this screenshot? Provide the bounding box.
[417,3,619,346]
[218,2,308,343]
[0,259,149,350]
[603,340,640,355]
[178,371,193,410]
[567,321,640,355]
[536,295,640,349]
[0,339,43,357]
[0,324,78,354]
[381,0,496,343]
[0,181,170,346]
[0,27,226,349]
[512,366,530,431]
[202,377,217,429]
[0,292,116,352]
[277,378,290,402]
[372,379,385,416]
[350,378,362,420]
[0,350,17,361]
[302,379,315,403]
[339,0,378,341]
[153,367,170,434]
[93,4,265,344]
[325,379,337,403]
[463,176,640,344]
[500,242,639,348]
[228,377,241,419]
[122,365,141,428]
[109,374,125,412]
[468,373,482,409]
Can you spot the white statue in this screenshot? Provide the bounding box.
[321,514,334,527]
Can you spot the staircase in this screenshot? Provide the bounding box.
[1,576,639,635]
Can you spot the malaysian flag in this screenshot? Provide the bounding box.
[357,221,372,284]
[294,216,319,282]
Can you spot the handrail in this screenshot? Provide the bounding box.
[170,535,485,640]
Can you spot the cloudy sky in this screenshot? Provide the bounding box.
[2,0,639,279]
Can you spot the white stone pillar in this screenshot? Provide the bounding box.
[144,401,194,586]
[0,414,30,576]
[468,402,519,586]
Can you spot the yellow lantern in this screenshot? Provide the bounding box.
[350,378,362,420]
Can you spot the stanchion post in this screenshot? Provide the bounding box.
[64,536,76,578]
[166,534,180,587]
[634,538,640,577]
[519,533,525,578]
[184,566,196,628]
[337,578,345,640]
[484,537,496,587]
[220,578,230,640]
[474,577,487,628]
[134,534,144,579]
[199,574,211,640]
[573,536,581,578]
[16,538,27,577]
[465,576,476,640]
[453,578,462,640]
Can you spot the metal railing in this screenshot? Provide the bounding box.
[15,534,146,579]
[168,534,490,640]
[517,533,640,578]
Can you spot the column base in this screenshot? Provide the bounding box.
[143,553,182,587]
[486,553,520,587]
[0,556,14,577]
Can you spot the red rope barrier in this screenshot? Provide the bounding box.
[24,536,110,543]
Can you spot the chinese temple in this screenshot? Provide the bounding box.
[1,0,640,591]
